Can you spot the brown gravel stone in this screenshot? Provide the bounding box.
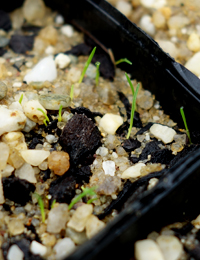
[48,151,70,176]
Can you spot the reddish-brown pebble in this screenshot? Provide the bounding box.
[48,151,70,175]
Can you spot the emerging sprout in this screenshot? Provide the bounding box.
[68,186,97,210]
[70,84,74,101]
[37,108,50,127]
[78,46,96,84]
[126,74,140,139]
[19,93,23,104]
[95,61,100,86]
[180,106,192,144]
[58,105,63,122]
[34,193,45,223]
[51,199,56,209]
[115,58,132,65]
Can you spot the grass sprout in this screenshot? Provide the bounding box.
[180,106,192,144]
[68,186,97,210]
[51,199,56,209]
[19,93,23,104]
[58,105,63,122]
[95,61,100,86]
[115,58,132,65]
[34,193,45,223]
[125,73,135,96]
[37,108,49,127]
[70,84,74,101]
[126,82,140,139]
[78,46,96,84]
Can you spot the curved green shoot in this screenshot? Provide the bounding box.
[19,93,23,104]
[125,73,134,96]
[180,106,192,144]
[68,186,97,210]
[95,61,100,86]
[34,193,45,223]
[78,47,96,84]
[51,199,56,209]
[115,58,132,65]
[58,105,63,122]
[37,108,49,127]
[126,83,140,139]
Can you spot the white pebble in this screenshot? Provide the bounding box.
[13,82,22,88]
[102,160,115,176]
[55,53,71,69]
[45,45,55,55]
[7,245,24,260]
[15,163,37,183]
[20,150,50,166]
[150,124,176,144]
[157,40,179,59]
[55,14,64,25]
[24,56,57,83]
[0,106,26,136]
[140,0,166,9]
[99,113,123,135]
[23,117,37,133]
[96,147,108,157]
[30,241,47,257]
[116,1,132,17]
[46,134,58,144]
[54,238,76,260]
[0,164,14,177]
[156,235,183,260]
[139,15,155,36]
[135,239,165,260]
[147,178,159,190]
[121,163,146,179]
[60,25,74,37]
[167,15,190,30]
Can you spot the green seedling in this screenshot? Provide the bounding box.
[58,105,63,122]
[126,81,140,139]
[51,199,56,209]
[180,106,192,144]
[37,108,50,127]
[78,46,96,84]
[95,61,100,86]
[68,186,97,210]
[115,58,132,65]
[34,193,45,223]
[19,93,23,104]
[125,72,135,96]
[70,84,74,101]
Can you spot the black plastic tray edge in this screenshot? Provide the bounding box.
[2,1,200,259]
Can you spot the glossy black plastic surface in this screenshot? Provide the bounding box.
[2,1,200,259]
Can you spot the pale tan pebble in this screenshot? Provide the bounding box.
[10,8,24,30]
[185,51,200,76]
[22,0,46,23]
[65,227,88,245]
[156,235,183,260]
[0,174,5,204]
[45,45,55,55]
[12,82,22,88]
[30,241,47,257]
[20,150,50,166]
[47,204,69,233]
[55,53,71,69]
[0,58,6,64]
[0,164,14,177]
[121,163,146,179]
[191,214,200,229]
[99,113,123,135]
[167,15,190,30]
[33,37,49,54]
[0,81,7,100]
[0,64,7,79]
[9,102,23,112]
[171,142,184,155]
[137,90,154,110]
[41,233,57,247]
[38,25,58,45]
[150,124,176,144]
[2,132,27,151]
[116,1,132,17]
[152,10,166,29]
[0,142,9,171]
[156,40,179,59]
[15,163,37,183]
[60,25,74,37]
[135,239,165,260]
[22,100,47,125]
[140,164,163,177]
[139,15,155,36]
[53,238,76,260]
[67,204,93,232]
[187,33,200,52]
[147,178,159,190]
[85,214,105,239]
[140,0,166,9]
[67,67,82,83]
[7,219,24,236]
[159,7,171,20]
[7,149,25,169]
[38,160,48,171]
[48,151,70,176]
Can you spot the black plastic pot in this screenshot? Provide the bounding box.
[2,1,200,259]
